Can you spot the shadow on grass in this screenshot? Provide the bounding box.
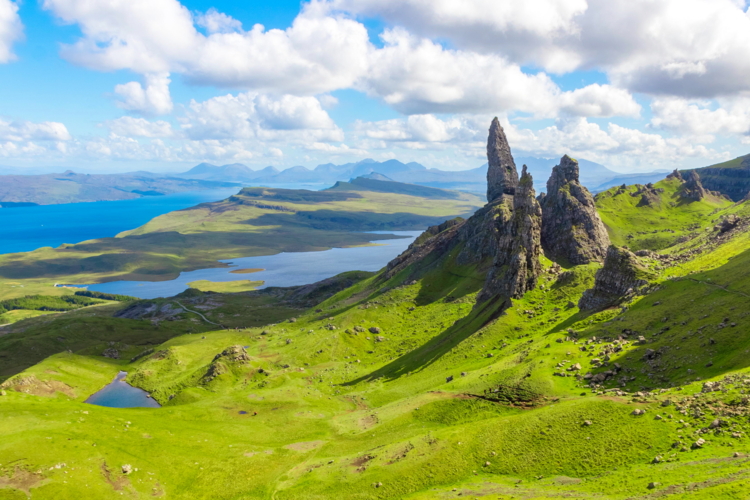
[342,296,506,385]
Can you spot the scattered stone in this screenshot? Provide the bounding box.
[692,438,706,449]
[648,482,660,489]
[583,420,592,426]
[632,409,646,416]
[446,376,454,383]
[368,327,381,334]
[122,464,133,475]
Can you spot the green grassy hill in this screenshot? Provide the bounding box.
[4,176,750,498]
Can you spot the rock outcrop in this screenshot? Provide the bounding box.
[486,117,518,202]
[540,155,610,264]
[666,169,683,181]
[578,246,650,312]
[478,166,542,303]
[681,170,708,201]
[386,119,542,309]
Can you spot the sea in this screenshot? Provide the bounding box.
[0,188,240,254]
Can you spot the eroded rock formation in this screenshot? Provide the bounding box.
[541,155,610,264]
[578,246,650,312]
[681,170,708,201]
[478,166,542,303]
[486,117,518,202]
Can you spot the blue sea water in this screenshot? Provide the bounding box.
[85,371,161,408]
[0,188,239,254]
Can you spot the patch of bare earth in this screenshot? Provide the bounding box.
[1,375,75,398]
[0,466,46,496]
[284,441,325,452]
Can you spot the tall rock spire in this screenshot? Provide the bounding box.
[486,117,518,202]
[478,165,542,303]
[540,155,610,265]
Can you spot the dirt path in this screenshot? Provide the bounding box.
[174,300,225,328]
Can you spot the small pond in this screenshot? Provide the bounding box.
[85,371,161,408]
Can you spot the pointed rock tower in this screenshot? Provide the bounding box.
[478,165,542,303]
[486,117,519,202]
[681,170,707,201]
[540,155,610,265]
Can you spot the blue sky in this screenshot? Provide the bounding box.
[0,0,749,174]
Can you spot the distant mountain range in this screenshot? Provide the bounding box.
[176,158,670,195]
[0,170,237,206]
[0,157,672,206]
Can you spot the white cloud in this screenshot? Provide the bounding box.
[331,0,750,99]
[0,118,71,141]
[194,8,242,34]
[507,117,726,170]
[650,98,750,139]
[329,0,587,72]
[114,73,173,115]
[43,0,370,95]
[0,0,23,63]
[105,116,173,138]
[559,84,641,118]
[181,92,343,142]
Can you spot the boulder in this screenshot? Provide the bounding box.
[578,246,650,312]
[486,117,518,202]
[540,155,610,264]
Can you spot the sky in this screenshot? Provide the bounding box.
[1,0,750,174]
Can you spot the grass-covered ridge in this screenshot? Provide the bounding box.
[5,176,750,498]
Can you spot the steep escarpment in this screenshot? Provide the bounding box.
[690,154,750,201]
[578,245,651,312]
[486,117,519,202]
[540,155,610,264]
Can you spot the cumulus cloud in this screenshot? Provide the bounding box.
[42,0,370,95]
[331,0,750,99]
[0,118,71,141]
[194,8,242,34]
[105,116,173,138]
[181,92,342,142]
[114,73,174,115]
[650,98,750,139]
[0,0,23,63]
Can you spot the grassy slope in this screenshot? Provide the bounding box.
[4,182,750,498]
[0,185,483,299]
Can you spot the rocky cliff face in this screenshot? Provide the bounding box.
[486,117,518,202]
[540,155,610,264]
[578,246,649,312]
[478,166,542,303]
[681,170,708,201]
[691,154,750,202]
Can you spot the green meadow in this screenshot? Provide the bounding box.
[3,178,750,498]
